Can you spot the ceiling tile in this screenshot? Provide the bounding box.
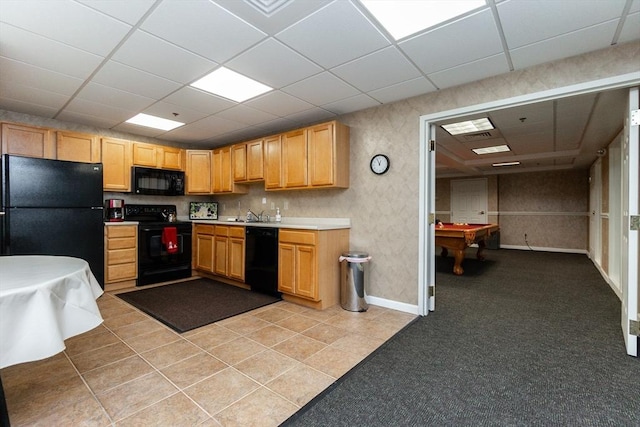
[368,77,437,104]
[399,8,502,75]
[0,97,59,118]
[76,0,156,25]
[276,0,390,68]
[162,87,236,115]
[510,21,619,70]
[56,109,124,129]
[0,0,132,56]
[226,38,322,88]
[0,57,83,96]
[92,60,182,100]
[140,0,267,63]
[332,47,421,92]
[282,72,360,105]
[618,11,640,43]
[111,30,218,84]
[0,23,103,79]
[142,101,209,125]
[321,94,379,115]
[428,54,510,89]
[62,97,139,124]
[0,82,69,110]
[498,0,627,48]
[245,91,315,117]
[75,82,156,112]
[216,104,279,126]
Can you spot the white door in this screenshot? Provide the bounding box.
[622,87,639,357]
[451,178,488,224]
[589,160,602,264]
[418,123,436,315]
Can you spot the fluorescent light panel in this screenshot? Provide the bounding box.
[472,145,511,155]
[493,161,521,167]
[360,0,485,40]
[191,67,272,102]
[441,117,494,135]
[125,113,184,131]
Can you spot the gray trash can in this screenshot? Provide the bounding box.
[339,251,371,312]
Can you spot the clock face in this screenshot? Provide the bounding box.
[370,154,389,175]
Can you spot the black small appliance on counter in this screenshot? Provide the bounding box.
[125,204,192,286]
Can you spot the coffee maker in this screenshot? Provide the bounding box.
[105,199,125,222]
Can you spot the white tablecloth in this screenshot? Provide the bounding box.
[0,256,104,369]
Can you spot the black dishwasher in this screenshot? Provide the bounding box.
[245,227,280,297]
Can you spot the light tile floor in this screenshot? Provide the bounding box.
[1,290,416,426]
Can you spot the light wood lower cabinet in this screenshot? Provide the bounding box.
[278,228,349,310]
[194,224,245,282]
[104,225,138,291]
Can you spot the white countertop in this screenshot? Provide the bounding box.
[105,218,350,230]
[190,217,351,230]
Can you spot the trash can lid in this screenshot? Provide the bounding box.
[341,251,369,258]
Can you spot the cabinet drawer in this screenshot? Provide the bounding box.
[215,225,229,236]
[107,263,137,282]
[106,226,136,238]
[195,224,215,235]
[229,226,244,238]
[107,248,137,265]
[107,237,136,250]
[279,229,316,245]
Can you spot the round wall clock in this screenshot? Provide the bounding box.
[370,154,390,175]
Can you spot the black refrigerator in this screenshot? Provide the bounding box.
[1,155,105,287]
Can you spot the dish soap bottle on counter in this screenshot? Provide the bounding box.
[275,207,281,223]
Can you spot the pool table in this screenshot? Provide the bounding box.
[435,223,499,275]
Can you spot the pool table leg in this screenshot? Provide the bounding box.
[476,240,487,261]
[453,250,465,275]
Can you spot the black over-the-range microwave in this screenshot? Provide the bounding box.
[132,166,185,196]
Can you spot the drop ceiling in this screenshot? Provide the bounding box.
[1,0,639,176]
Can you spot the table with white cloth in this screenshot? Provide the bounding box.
[0,255,104,426]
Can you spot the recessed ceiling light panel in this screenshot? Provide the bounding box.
[191,67,272,103]
[492,161,520,167]
[441,117,494,135]
[360,0,486,40]
[472,144,510,155]
[125,113,184,131]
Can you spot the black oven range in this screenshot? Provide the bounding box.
[124,204,192,286]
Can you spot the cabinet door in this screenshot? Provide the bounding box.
[159,146,184,170]
[228,237,245,281]
[214,235,228,276]
[232,143,247,182]
[1,123,55,158]
[278,243,296,294]
[56,131,100,163]
[308,122,335,186]
[186,150,212,194]
[246,139,264,181]
[196,234,214,272]
[102,138,131,192]
[282,129,308,188]
[212,148,223,193]
[220,146,232,192]
[264,135,282,189]
[295,244,318,300]
[132,142,157,167]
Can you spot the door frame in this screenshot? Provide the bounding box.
[417,71,640,317]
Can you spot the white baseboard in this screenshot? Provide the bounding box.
[499,244,588,254]
[366,295,420,315]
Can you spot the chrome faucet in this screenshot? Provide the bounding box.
[246,209,259,222]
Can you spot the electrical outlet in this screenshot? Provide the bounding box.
[262,197,267,205]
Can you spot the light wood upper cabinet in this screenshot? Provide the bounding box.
[185,149,212,194]
[264,121,349,191]
[282,128,308,188]
[213,146,247,194]
[1,123,55,158]
[308,121,349,188]
[132,142,184,170]
[264,135,282,189]
[56,131,101,163]
[232,143,247,182]
[101,138,131,192]
[233,139,264,183]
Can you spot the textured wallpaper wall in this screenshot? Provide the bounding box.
[3,41,638,307]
